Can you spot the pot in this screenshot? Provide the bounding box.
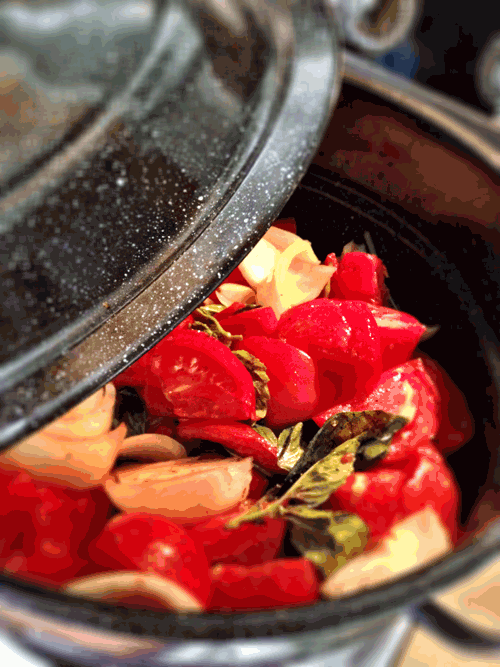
[2,2,500,666]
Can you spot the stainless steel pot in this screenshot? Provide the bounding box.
[2,1,500,665]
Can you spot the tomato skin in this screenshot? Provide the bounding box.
[87,512,211,603]
[367,305,427,371]
[217,307,278,339]
[185,511,286,566]
[417,353,474,454]
[328,252,388,306]
[233,336,319,429]
[176,420,283,473]
[208,559,320,612]
[151,330,256,421]
[278,300,381,405]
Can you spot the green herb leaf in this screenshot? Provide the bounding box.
[288,507,369,577]
[232,350,270,420]
[281,433,363,507]
[276,422,305,472]
[189,306,243,346]
[275,410,396,498]
[253,425,278,446]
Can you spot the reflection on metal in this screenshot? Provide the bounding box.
[329,0,419,56]
[343,51,500,173]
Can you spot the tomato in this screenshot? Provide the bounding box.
[328,252,388,306]
[0,470,110,586]
[417,353,474,453]
[176,420,283,473]
[367,305,427,371]
[278,299,382,405]
[217,307,278,339]
[185,511,286,566]
[208,559,319,612]
[314,358,439,464]
[151,330,256,421]
[88,513,212,603]
[233,336,319,429]
[329,440,459,545]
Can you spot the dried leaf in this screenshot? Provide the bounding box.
[189,306,243,346]
[232,350,270,420]
[288,507,369,577]
[253,425,278,446]
[341,240,366,257]
[276,422,305,472]
[275,410,395,498]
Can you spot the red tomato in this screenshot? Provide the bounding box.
[329,440,459,545]
[151,330,256,421]
[176,420,282,473]
[0,470,110,586]
[278,300,382,405]
[328,467,407,544]
[217,307,278,339]
[328,252,388,306]
[417,353,474,453]
[233,336,319,429]
[314,358,439,464]
[208,559,319,612]
[185,511,286,566]
[367,305,427,371]
[88,513,211,603]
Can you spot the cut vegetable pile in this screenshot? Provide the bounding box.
[0,220,474,613]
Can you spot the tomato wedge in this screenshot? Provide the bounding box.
[328,251,388,306]
[88,513,212,603]
[278,299,382,404]
[233,336,319,429]
[367,305,427,371]
[185,511,285,567]
[151,330,256,421]
[217,307,278,339]
[314,358,439,464]
[176,421,283,473]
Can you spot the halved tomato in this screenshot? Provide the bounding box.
[151,330,256,421]
[233,336,319,429]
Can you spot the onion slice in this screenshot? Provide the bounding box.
[64,571,203,612]
[44,384,117,440]
[104,456,253,521]
[0,423,127,489]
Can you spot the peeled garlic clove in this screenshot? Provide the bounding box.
[321,508,452,600]
[44,383,116,440]
[0,423,127,489]
[257,239,335,317]
[118,433,187,463]
[104,456,252,521]
[239,238,280,288]
[64,571,203,612]
[215,283,256,307]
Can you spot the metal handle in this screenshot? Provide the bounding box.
[343,50,500,174]
[329,0,420,56]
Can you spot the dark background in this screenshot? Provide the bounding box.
[382,0,496,113]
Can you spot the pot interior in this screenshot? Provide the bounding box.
[1,162,499,647]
